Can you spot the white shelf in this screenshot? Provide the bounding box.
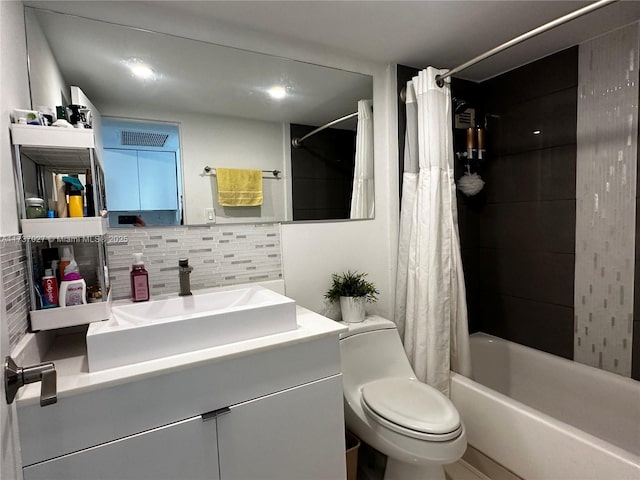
[10,124,94,149]
[19,147,93,171]
[30,291,112,331]
[21,217,108,239]
[11,125,110,332]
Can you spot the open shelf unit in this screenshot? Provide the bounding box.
[10,124,111,331]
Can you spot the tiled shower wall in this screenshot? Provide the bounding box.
[107,223,282,300]
[574,23,639,376]
[457,48,578,359]
[290,124,356,221]
[451,29,640,378]
[0,237,29,350]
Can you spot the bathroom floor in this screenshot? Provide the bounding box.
[444,461,491,480]
[356,442,491,480]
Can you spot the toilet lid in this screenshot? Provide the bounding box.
[361,378,461,436]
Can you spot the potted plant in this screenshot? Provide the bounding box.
[325,271,379,323]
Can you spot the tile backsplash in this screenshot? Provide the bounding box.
[107,223,283,300]
[0,236,29,350]
[0,224,282,351]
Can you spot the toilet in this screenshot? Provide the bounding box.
[339,316,466,480]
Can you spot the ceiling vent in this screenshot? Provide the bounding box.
[121,130,169,147]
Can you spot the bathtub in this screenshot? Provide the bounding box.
[450,333,640,480]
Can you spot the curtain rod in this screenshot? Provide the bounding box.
[401,0,617,99]
[291,111,358,148]
[435,0,617,87]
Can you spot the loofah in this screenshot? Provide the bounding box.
[457,172,485,196]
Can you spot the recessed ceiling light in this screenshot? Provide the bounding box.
[130,63,155,80]
[268,86,287,100]
[125,58,155,80]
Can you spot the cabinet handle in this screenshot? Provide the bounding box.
[201,406,231,422]
[4,356,57,407]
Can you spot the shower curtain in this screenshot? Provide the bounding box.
[394,68,471,395]
[394,81,418,341]
[350,99,374,219]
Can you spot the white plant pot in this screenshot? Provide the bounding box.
[340,296,366,323]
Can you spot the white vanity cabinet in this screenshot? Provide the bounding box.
[217,376,344,479]
[17,315,347,480]
[23,415,220,480]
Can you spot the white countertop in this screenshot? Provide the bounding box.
[16,306,346,407]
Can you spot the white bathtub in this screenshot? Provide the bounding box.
[450,333,640,480]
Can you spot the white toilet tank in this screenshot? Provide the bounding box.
[340,316,416,391]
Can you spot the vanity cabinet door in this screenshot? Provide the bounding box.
[23,415,220,480]
[104,148,141,211]
[138,151,178,210]
[217,375,346,480]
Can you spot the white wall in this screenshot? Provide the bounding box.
[1,1,30,236]
[25,1,400,318]
[0,3,28,478]
[99,104,289,224]
[282,65,398,317]
[71,86,103,169]
[24,6,68,108]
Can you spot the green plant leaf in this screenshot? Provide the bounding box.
[324,270,379,303]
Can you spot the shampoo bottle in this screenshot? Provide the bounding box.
[131,253,149,302]
[59,260,87,307]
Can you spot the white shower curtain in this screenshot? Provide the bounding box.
[394,81,418,341]
[350,99,374,219]
[394,68,471,396]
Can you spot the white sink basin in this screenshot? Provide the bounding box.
[86,285,297,371]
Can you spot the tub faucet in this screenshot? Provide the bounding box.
[178,258,193,296]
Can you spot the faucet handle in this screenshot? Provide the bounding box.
[4,356,57,407]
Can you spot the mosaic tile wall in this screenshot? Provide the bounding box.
[0,236,29,350]
[574,23,639,376]
[107,223,282,300]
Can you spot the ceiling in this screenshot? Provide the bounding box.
[25,0,640,127]
[102,0,640,81]
[27,1,640,83]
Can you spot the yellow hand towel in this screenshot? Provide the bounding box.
[216,168,263,206]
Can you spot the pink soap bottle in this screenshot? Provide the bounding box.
[131,253,149,302]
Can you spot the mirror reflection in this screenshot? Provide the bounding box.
[25,7,374,226]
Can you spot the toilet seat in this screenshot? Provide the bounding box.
[361,378,462,442]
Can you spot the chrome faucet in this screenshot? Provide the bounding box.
[4,356,57,407]
[178,258,193,296]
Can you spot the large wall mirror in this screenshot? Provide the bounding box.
[25,7,374,226]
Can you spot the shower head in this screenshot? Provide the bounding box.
[453,97,469,114]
